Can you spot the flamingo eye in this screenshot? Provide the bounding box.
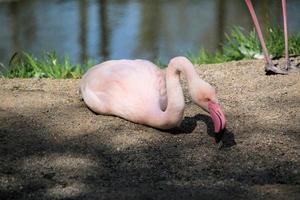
[204,97,210,102]
[200,96,210,102]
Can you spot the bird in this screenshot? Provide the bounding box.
[245,0,299,75]
[80,56,226,133]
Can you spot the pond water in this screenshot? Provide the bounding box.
[0,0,300,65]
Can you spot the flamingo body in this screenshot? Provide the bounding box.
[80,57,226,131]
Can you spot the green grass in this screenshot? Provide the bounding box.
[188,26,300,64]
[1,51,95,79]
[1,26,300,78]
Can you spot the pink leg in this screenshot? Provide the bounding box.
[282,0,298,70]
[245,0,287,74]
[282,0,290,69]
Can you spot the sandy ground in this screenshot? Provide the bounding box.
[0,58,300,200]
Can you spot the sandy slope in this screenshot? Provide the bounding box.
[0,58,299,199]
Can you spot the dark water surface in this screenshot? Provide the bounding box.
[0,0,300,65]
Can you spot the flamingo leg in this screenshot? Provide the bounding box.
[245,0,287,75]
[282,0,299,71]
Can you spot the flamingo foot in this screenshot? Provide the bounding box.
[265,64,288,75]
[285,59,300,72]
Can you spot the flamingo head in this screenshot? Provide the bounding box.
[192,82,226,133]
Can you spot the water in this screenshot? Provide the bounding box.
[0,0,299,66]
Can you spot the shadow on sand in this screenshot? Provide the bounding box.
[163,114,236,149]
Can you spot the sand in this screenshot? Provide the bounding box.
[0,58,299,199]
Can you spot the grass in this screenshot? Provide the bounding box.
[187,26,300,64]
[1,26,300,78]
[0,51,95,79]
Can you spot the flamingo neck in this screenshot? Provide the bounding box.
[157,57,200,129]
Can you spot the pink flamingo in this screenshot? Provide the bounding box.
[245,0,299,75]
[80,56,226,132]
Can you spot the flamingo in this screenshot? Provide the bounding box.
[80,56,226,132]
[245,0,299,75]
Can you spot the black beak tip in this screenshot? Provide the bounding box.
[214,128,225,143]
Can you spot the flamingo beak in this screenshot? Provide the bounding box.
[208,101,226,133]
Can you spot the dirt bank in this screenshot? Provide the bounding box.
[0,58,299,199]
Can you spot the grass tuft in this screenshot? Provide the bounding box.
[188,26,300,64]
[1,51,95,79]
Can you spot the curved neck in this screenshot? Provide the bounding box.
[156,57,200,129]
